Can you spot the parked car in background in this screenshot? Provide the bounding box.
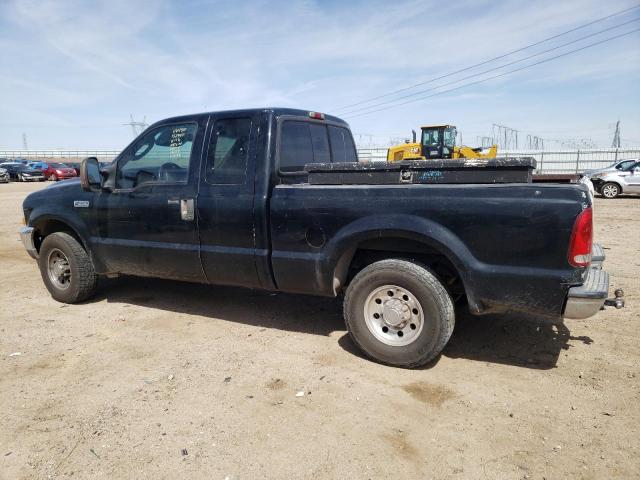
[591,161,640,198]
[582,158,639,177]
[0,166,9,183]
[27,161,50,172]
[43,162,78,181]
[65,163,81,175]
[0,162,45,182]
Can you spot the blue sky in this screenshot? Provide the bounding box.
[0,0,639,150]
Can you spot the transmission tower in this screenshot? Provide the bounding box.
[526,134,544,150]
[492,124,519,149]
[477,136,494,148]
[124,115,148,138]
[22,133,28,150]
[611,120,621,148]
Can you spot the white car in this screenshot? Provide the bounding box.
[590,161,640,198]
[0,167,9,183]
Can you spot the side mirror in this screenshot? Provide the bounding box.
[80,157,102,192]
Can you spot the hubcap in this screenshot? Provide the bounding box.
[364,284,424,346]
[603,184,617,198]
[47,248,71,290]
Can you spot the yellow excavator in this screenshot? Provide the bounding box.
[387,125,497,162]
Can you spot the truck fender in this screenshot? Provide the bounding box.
[28,209,102,271]
[324,214,481,308]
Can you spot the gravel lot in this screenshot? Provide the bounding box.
[1,181,638,479]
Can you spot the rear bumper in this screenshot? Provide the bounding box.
[19,226,38,259]
[563,244,623,319]
[564,267,609,319]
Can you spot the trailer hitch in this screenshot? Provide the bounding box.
[603,288,625,309]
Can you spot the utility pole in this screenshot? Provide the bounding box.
[22,133,28,150]
[611,120,621,148]
[123,115,148,138]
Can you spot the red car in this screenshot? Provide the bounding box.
[44,162,78,181]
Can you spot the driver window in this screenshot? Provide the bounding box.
[422,129,440,146]
[116,123,197,189]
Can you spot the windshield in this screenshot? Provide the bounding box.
[616,160,637,171]
[50,163,68,168]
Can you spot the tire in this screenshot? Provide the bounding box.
[344,259,455,368]
[601,182,620,199]
[38,232,98,303]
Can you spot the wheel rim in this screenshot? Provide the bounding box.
[364,284,425,346]
[602,184,618,198]
[47,248,72,290]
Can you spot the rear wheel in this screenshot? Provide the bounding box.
[344,259,455,368]
[601,182,620,198]
[38,232,98,303]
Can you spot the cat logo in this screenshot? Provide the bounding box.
[73,200,90,208]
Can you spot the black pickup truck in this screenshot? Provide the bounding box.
[19,108,623,367]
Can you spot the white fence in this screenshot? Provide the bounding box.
[1,148,639,174]
[355,147,640,174]
[0,150,119,163]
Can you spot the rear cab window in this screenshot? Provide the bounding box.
[279,118,357,174]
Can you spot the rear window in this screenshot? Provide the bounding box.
[280,120,356,173]
[328,125,357,163]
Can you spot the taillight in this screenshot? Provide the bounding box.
[568,207,593,267]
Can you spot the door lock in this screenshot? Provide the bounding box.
[180,198,195,221]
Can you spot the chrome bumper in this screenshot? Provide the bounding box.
[19,226,38,259]
[563,244,624,319]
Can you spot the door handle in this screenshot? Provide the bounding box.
[180,198,195,221]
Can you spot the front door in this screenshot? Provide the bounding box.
[95,117,208,282]
[197,112,262,288]
[625,163,640,193]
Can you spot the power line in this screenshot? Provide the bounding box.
[343,28,640,119]
[339,17,640,116]
[335,4,640,112]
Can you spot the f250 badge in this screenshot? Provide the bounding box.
[73,200,90,208]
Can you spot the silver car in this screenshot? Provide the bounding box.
[582,158,639,177]
[590,160,640,198]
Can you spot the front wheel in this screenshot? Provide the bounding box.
[601,182,620,198]
[38,232,98,303]
[344,259,455,368]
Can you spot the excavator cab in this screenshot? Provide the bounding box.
[421,125,457,159]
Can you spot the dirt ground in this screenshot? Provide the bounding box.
[0,181,638,480]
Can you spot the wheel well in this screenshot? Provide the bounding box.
[33,219,83,253]
[334,237,466,301]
